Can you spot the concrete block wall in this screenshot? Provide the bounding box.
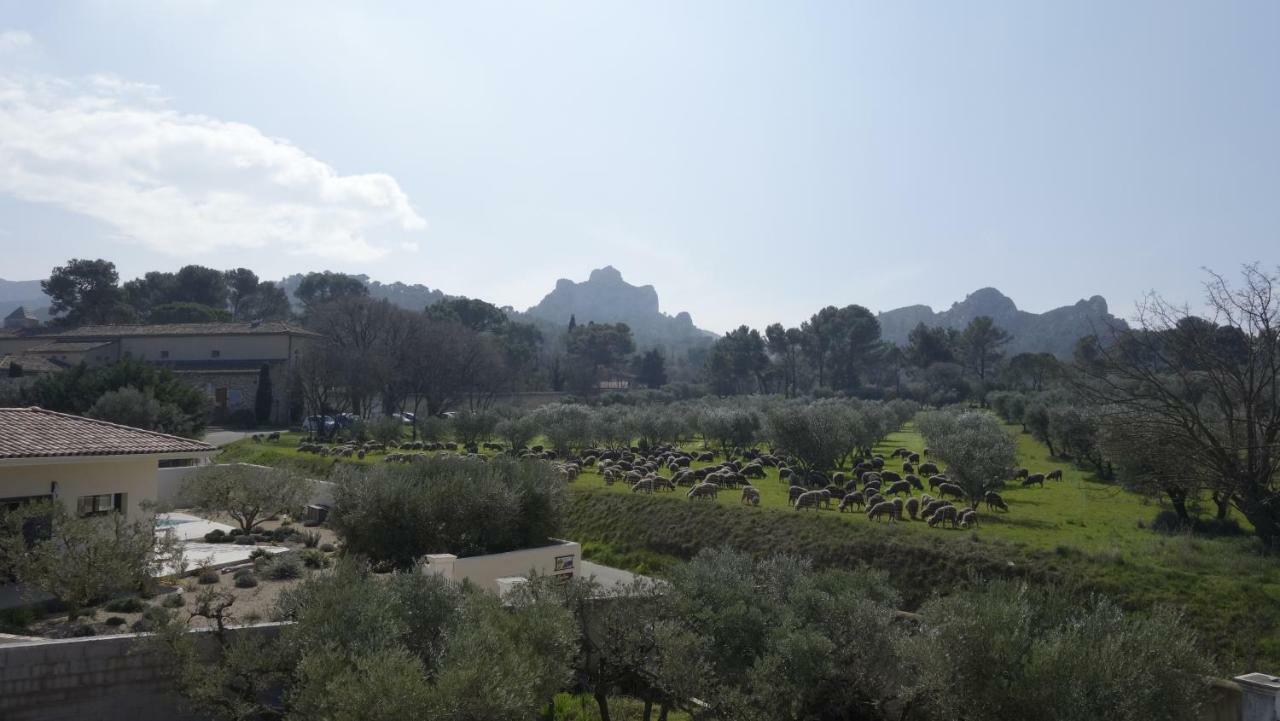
[0,624,282,721]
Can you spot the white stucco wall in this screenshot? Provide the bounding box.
[0,458,161,523]
[420,541,581,594]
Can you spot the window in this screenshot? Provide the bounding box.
[159,350,170,359]
[159,458,196,468]
[211,350,221,358]
[76,493,125,517]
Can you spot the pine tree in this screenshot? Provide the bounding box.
[254,364,273,424]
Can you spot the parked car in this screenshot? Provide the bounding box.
[335,413,361,428]
[392,412,416,425]
[303,415,336,432]
[439,411,458,419]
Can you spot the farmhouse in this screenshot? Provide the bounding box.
[0,406,216,523]
[0,321,320,424]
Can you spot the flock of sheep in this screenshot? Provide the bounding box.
[280,432,1062,533]
[575,442,1066,532]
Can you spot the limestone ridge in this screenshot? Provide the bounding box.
[877,287,1127,358]
[0,278,50,320]
[526,266,713,348]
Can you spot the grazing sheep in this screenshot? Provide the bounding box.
[832,472,846,485]
[824,485,847,501]
[251,434,263,443]
[866,501,898,523]
[870,457,885,470]
[880,470,902,485]
[922,447,931,458]
[928,505,959,528]
[905,496,920,520]
[788,485,807,504]
[653,478,675,492]
[984,491,1008,512]
[779,467,795,483]
[839,491,865,512]
[903,462,915,475]
[905,473,924,491]
[844,478,860,493]
[865,493,885,509]
[860,471,881,485]
[958,508,978,528]
[1022,473,1045,488]
[863,480,882,496]
[266,432,280,442]
[883,480,912,497]
[937,482,965,501]
[631,479,655,493]
[928,475,948,492]
[892,497,905,517]
[741,486,761,506]
[908,452,921,464]
[1046,469,1063,482]
[688,482,719,500]
[1012,467,1030,481]
[918,462,939,477]
[920,493,934,507]
[794,490,825,511]
[920,499,950,521]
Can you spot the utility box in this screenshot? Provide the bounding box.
[1235,673,1280,721]
[304,504,329,524]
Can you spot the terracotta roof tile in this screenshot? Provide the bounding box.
[0,355,63,374]
[50,321,319,338]
[0,407,216,460]
[23,340,116,353]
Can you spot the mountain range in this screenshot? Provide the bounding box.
[877,287,1128,358]
[3,271,1122,359]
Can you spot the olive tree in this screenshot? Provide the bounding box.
[917,410,1017,507]
[180,464,311,531]
[0,501,182,618]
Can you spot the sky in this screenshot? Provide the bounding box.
[0,1,1276,333]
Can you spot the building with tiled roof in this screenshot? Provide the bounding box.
[0,407,216,522]
[0,321,320,424]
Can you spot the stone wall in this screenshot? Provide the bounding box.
[0,624,282,721]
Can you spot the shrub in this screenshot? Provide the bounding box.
[235,573,259,588]
[319,543,336,553]
[329,456,564,567]
[103,596,145,613]
[302,549,330,569]
[130,606,171,633]
[204,529,228,543]
[1151,511,1244,538]
[67,623,97,638]
[104,616,127,627]
[369,415,405,445]
[198,568,221,584]
[299,531,321,548]
[266,555,304,581]
[249,548,271,560]
[234,536,257,546]
[161,593,185,609]
[227,528,245,537]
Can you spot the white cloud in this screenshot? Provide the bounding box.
[0,68,426,261]
[0,31,35,54]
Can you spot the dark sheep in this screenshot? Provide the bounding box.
[984,491,1008,512]
[1047,469,1063,482]
[788,485,807,504]
[928,505,959,528]
[1012,467,1029,481]
[905,496,920,520]
[937,482,965,501]
[794,490,825,511]
[928,475,948,492]
[919,462,940,477]
[905,473,924,491]
[741,486,761,506]
[1022,473,1045,488]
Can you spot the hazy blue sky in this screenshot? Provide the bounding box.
[0,1,1276,332]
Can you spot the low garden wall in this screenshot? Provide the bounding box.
[0,623,284,721]
[420,540,581,594]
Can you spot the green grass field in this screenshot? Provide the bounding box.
[217,423,1280,671]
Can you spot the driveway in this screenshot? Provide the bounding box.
[202,428,287,447]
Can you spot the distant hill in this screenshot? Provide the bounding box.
[525,266,716,351]
[0,278,50,320]
[878,287,1127,358]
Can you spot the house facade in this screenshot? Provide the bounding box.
[0,321,320,424]
[0,407,216,523]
